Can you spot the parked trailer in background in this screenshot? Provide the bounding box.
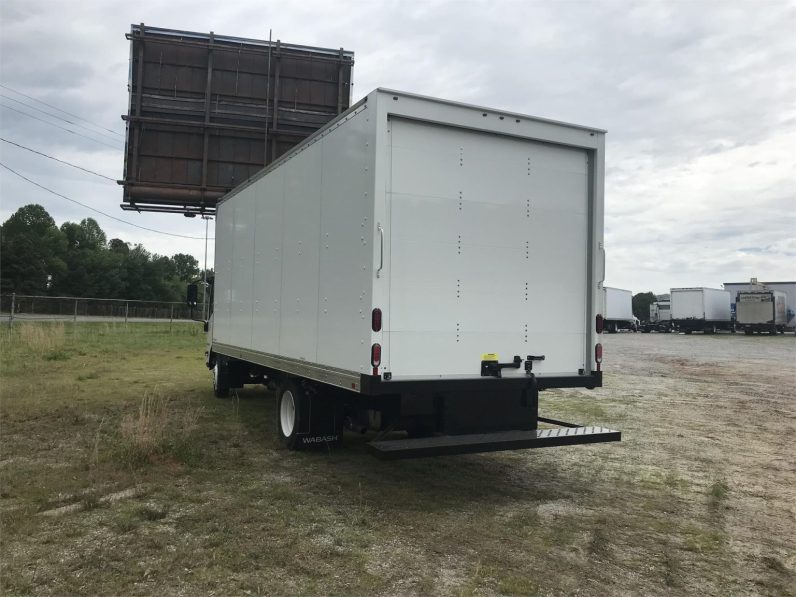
[641,300,673,333]
[736,290,788,335]
[603,287,636,333]
[724,280,796,331]
[670,288,732,334]
[197,88,619,459]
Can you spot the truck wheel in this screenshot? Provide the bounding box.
[212,357,230,398]
[744,329,753,335]
[277,382,303,449]
[276,380,344,450]
[684,329,692,335]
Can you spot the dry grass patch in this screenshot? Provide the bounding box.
[1,321,68,361]
[116,389,202,467]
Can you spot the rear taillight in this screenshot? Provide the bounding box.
[371,343,382,368]
[596,314,604,334]
[372,308,382,332]
[595,343,603,367]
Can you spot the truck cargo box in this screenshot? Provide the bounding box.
[736,290,788,333]
[670,287,732,333]
[213,89,605,382]
[603,287,635,332]
[724,281,796,329]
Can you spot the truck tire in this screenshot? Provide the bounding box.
[276,380,344,450]
[684,329,692,335]
[212,357,230,398]
[744,329,753,335]
[277,381,303,449]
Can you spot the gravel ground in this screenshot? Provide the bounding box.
[1,325,794,595]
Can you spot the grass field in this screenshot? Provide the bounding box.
[1,323,794,596]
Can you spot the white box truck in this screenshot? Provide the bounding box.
[641,300,673,333]
[736,290,788,334]
[603,287,637,333]
[192,89,618,458]
[670,287,732,334]
[724,280,796,331]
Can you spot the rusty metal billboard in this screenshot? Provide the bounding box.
[120,24,354,215]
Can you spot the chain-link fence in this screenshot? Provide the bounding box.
[0,294,204,325]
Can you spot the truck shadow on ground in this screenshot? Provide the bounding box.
[227,387,588,511]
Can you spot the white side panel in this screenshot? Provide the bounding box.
[604,287,633,321]
[278,144,323,361]
[250,169,285,355]
[658,302,671,322]
[671,289,707,320]
[386,118,589,376]
[703,289,731,321]
[228,187,256,346]
[316,109,376,374]
[218,105,376,374]
[212,201,235,345]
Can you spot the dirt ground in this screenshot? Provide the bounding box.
[1,324,794,596]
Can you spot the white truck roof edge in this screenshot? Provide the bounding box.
[376,88,607,134]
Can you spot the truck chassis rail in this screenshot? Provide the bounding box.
[367,418,621,460]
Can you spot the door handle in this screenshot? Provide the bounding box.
[377,223,384,278]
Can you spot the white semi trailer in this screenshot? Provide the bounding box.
[670,287,733,334]
[603,287,636,332]
[736,290,788,335]
[191,89,619,458]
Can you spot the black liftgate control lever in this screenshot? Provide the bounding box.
[480,354,546,378]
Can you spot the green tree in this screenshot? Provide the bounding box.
[172,253,200,282]
[109,238,130,253]
[60,218,107,251]
[632,292,658,321]
[1,206,199,301]
[0,204,67,294]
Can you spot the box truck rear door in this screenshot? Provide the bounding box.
[386,117,590,377]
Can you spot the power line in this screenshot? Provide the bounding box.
[0,161,211,241]
[0,104,123,151]
[0,83,124,138]
[0,94,123,145]
[1,137,117,181]
[0,94,123,144]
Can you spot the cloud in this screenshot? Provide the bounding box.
[0,0,794,294]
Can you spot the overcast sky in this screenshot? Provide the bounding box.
[1,0,794,294]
